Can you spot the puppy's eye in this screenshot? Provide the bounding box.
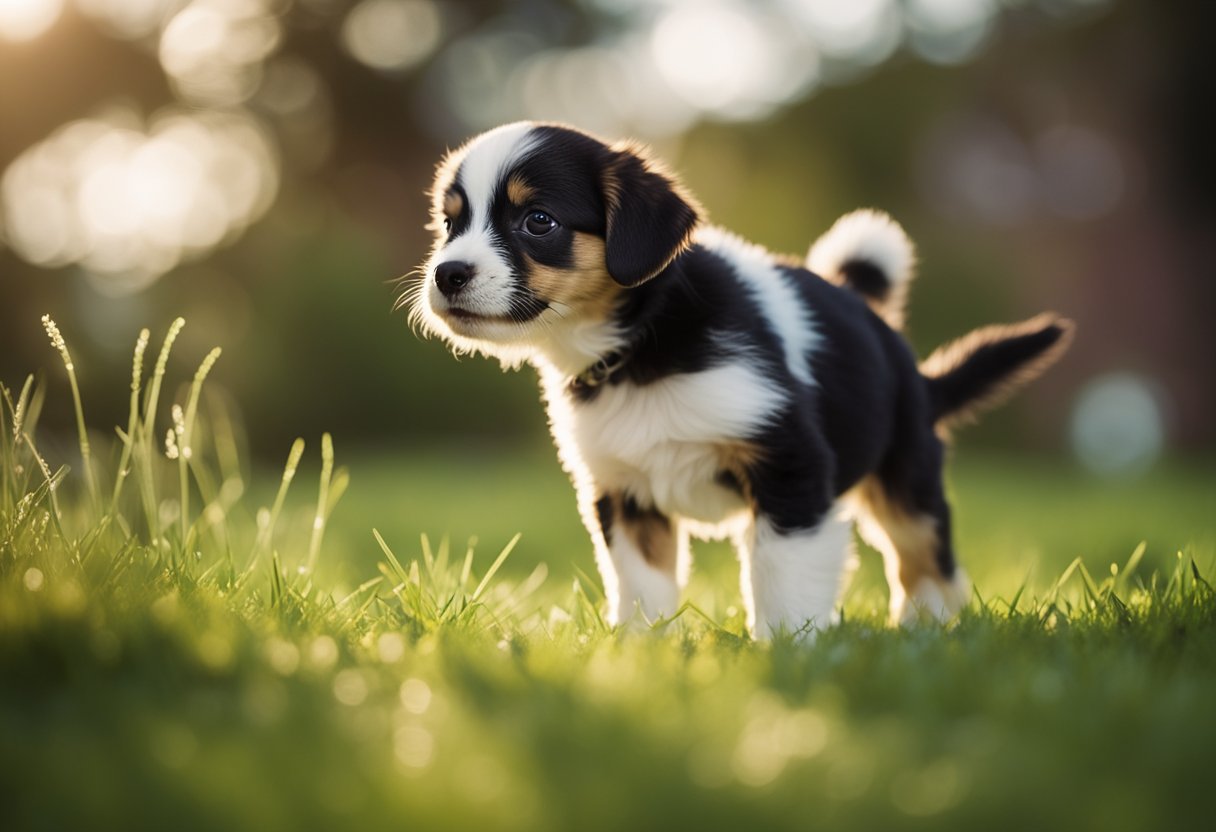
[443,217,453,233]
[523,210,557,237]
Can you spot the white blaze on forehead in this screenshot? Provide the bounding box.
[453,121,538,228]
[429,122,539,318]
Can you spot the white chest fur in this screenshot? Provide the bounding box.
[540,361,786,528]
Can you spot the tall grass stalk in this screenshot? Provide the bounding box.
[178,347,222,545]
[3,375,64,540]
[306,432,338,575]
[41,315,99,514]
[137,318,184,543]
[249,437,306,573]
[110,328,150,521]
[0,377,34,512]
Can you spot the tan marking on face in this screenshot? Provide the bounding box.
[847,476,947,621]
[443,190,464,220]
[506,175,535,206]
[525,232,621,318]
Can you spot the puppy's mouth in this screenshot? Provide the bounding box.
[442,307,510,324]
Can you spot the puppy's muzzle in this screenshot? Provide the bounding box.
[434,260,475,298]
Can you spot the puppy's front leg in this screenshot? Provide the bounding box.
[591,492,681,627]
[739,507,854,639]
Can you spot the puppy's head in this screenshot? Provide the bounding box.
[409,122,700,364]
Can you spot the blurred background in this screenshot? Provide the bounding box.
[1,0,1212,590]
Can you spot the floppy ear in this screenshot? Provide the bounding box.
[601,143,700,287]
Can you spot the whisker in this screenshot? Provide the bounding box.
[386,268,424,288]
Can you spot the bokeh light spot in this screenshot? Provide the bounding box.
[399,677,432,714]
[785,0,899,66]
[159,0,282,106]
[1,107,279,293]
[906,0,996,65]
[652,1,819,120]
[0,0,62,42]
[394,724,434,769]
[333,668,369,706]
[1070,372,1167,476]
[652,3,765,112]
[77,0,177,40]
[23,566,45,592]
[341,0,440,72]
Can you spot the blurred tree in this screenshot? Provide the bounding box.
[0,0,1210,460]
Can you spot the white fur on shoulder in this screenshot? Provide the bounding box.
[700,226,819,387]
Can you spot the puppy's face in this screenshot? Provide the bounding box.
[410,122,699,361]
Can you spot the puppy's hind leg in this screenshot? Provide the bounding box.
[850,472,969,625]
[591,492,682,628]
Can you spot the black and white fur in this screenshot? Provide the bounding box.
[405,122,1072,638]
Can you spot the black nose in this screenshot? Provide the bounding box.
[434,261,474,297]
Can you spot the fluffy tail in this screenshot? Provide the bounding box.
[808,209,916,328]
[921,314,1075,430]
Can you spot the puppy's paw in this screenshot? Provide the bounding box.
[894,569,970,625]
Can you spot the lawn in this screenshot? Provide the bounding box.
[1,323,1214,832]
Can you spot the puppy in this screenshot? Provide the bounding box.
[406,121,1072,638]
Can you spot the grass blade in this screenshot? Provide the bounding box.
[471,533,522,602]
[306,432,334,575]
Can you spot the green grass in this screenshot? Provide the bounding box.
[2,321,1214,832]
